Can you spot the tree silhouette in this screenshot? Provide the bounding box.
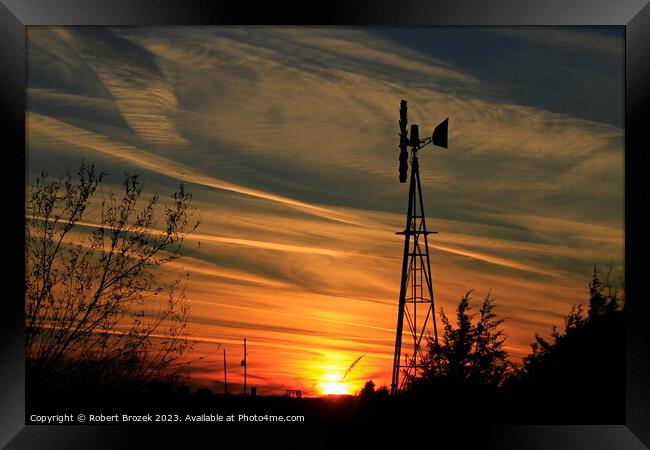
[358,380,376,398]
[25,162,200,389]
[420,290,511,388]
[588,264,621,319]
[508,264,625,423]
[357,380,389,400]
[520,265,622,376]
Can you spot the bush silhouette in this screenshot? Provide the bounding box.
[418,290,511,389]
[507,265,624,423]
[25,162,200,393]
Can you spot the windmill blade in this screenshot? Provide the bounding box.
[398,100,409,182]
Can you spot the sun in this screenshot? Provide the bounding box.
[320,381,350,396]
[319,373,352,396]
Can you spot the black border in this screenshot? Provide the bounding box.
[2,1,649,448]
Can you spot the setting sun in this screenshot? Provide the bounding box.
[318,373,353,396]
[320,381,351,396]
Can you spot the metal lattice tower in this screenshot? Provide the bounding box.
[391,100,448,395]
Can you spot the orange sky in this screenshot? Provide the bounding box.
[26,27,624,396]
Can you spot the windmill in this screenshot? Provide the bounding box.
[391,99,449,395]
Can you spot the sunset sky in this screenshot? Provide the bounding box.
[26,26,624,396]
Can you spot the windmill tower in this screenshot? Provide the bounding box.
[391,99,449,395]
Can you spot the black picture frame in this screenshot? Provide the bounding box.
[1,1,648,448]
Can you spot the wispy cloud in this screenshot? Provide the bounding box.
[488,28,623,64]
[27,112,360,226]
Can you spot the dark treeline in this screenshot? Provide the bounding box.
[358,265,625,424]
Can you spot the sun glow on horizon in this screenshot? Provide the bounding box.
[318,373,353,396]
[320,381,351,396]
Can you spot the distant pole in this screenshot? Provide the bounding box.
[243,338,248,395]
[223,348,228,395]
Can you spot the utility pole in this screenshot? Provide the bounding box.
[223,348,228,395]
[391,99,448,395]
[241,338,248,395]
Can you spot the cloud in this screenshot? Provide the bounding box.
[42,27,189,146]
[488,28,623,65]
[113,27,621,213]
[27,112,360,226]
